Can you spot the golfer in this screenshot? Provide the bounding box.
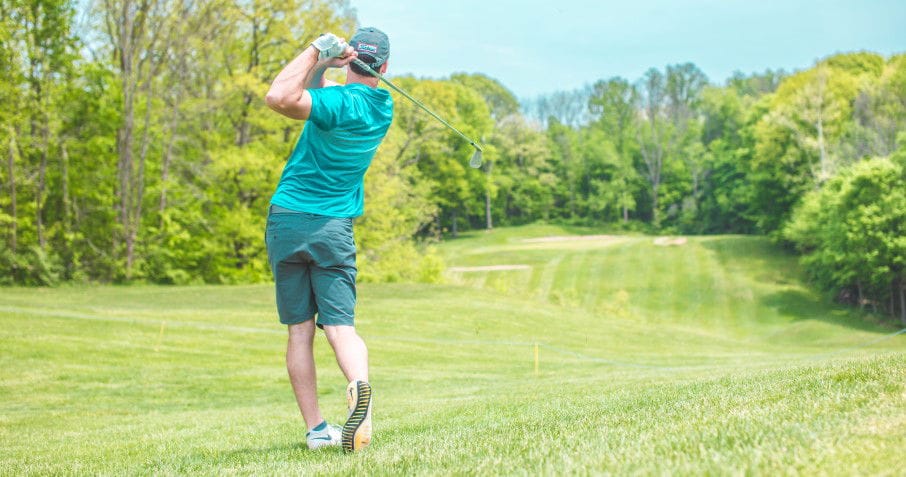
[263,27,392,452]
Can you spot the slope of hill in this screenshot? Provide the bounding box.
[0,227,902,475]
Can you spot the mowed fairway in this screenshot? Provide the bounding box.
[1,225,904,475]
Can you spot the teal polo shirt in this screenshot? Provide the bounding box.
[271,83,394,218]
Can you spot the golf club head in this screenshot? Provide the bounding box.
[469,148,483,168]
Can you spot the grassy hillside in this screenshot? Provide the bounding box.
[1,226,903,475]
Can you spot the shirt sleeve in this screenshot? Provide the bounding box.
[307,87,349,131]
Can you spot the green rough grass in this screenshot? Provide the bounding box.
[1,226,903,475]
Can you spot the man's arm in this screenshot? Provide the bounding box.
[265,43,357,120]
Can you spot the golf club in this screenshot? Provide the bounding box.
[352,58,484,168]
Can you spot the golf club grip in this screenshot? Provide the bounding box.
[352,59,483,153]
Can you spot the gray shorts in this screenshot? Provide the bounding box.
[265,205,357,327]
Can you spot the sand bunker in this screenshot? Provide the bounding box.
[653,236,687,246]
[447,265,532,272]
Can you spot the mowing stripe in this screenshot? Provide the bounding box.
[3,305,902,369]
[563,250,586,302]
[540,343,688,370]
[448,265,531,272]
[800,328,906,359]
[707,241,736,329]
[0,305,282,335]
[536,253,565,301]
[583,250,610,310]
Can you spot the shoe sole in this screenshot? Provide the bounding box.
[342,381,372,452]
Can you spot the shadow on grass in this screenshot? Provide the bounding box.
[699,236,797,280]
[700,236,891,334]
[761,285,890,334]
[173,441,345,469]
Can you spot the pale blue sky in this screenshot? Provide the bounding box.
[351,0,906,99]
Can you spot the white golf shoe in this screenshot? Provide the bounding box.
[306,423,341,450]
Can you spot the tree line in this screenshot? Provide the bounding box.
[1,1,903,322]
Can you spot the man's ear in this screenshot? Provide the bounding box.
[379,61,389,74]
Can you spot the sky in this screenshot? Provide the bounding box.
[350,0,906,99]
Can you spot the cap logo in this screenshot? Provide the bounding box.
[357,43,378,54]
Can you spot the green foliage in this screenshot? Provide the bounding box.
[0,0,371,284]
[582,77,644,224]
[389,77,493,235]
[488,115,556,225]
[356,123,443,283]
[748,53,897,232]
[449,73,520,120]
[693,86,757,233]
[727,69,785,96]
[822,51,886,77]
[0,0,903,301]
[784,158,905,319]
[0,243,60,285]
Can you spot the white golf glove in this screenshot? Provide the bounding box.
[311,33,348,60]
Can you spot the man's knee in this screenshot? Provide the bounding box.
[322,324,358,345]
[288,320,316,342]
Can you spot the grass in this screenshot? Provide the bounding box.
[1,224,903,475]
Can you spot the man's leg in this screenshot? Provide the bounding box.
[286,320,323,430]
[309,218,371,451]
[323,324,372,452]
[322,325,368,382]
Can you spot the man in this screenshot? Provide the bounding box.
[263,27,393,452]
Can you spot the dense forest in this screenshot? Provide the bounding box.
[1,1,903,321]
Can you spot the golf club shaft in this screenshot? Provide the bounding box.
[352,59,483,152]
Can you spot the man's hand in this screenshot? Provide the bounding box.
[312,34,349,59]
[319,44,357,69]
[311,33,341,54]
[266,35,357,120]
[311,33,357,68]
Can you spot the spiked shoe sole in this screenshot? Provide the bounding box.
[342,381,372,452]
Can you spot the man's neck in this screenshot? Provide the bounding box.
[346,71,380,88]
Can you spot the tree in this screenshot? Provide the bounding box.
[98,0,181,278]
[450,73,520,121]
[219,0,355,147]
[0,0,23,255]
[0,0,78,284]
[355,120,440,282]
[588,77,640,222]
[21,0,78,250]
[391,78,492,236]
[449,73,521,228]
[851,54,906,158]
[577,127,629,222]
[727,69,784,97]
[490,115,555,225]
[784,157,906,322]
[524,86,593,129]
[694,85,756,233]
[750,52,887,232]
[635,67,671,226]
[589,78,637,154]
[546,117,581,219]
